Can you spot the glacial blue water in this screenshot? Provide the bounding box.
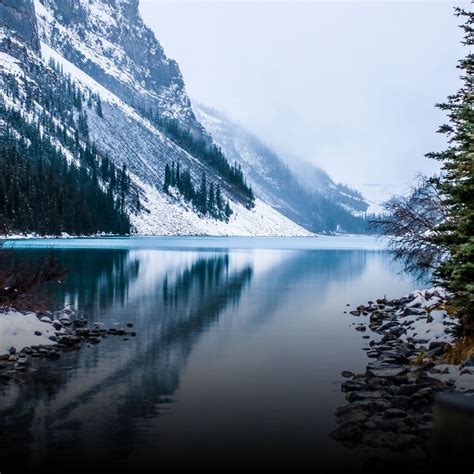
[0,236,420,469]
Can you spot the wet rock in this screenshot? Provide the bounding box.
[462,355,474,367]
[390,327,407,337]
[355,325,366,332]
[367,365,407,379]
[403,307,425,316]
[397,384,424,397]
[391,395,411,410]
[370,312,383,323]
[411,398,429,411]
[342,380,367,392]
[342,370,354,378]
[126,323,134,328]
[330,423,363,442]
[384,408,407,419]
[337,410,368,427]
[34,330,42,336]
[428,341,450,353]
[347,391,383,402]
[52,320,63,330]
[350,311,361,316]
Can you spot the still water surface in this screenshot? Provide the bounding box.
[0,236,419,469]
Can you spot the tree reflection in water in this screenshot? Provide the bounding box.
[0,250,253,472]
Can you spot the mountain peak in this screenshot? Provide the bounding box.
[35,0,199,131]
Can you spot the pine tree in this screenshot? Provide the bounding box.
[216,184,223,211]
[171,162,176,187]
[426,8,474,331]
[224,201,232,221]
[176,161,181,188]
[208,182,215,213]
[96,96,103,118]
[77,110,89,138]
[164,163,171,192]
[199,172,207,213]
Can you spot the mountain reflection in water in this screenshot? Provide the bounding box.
[0,241,418,470]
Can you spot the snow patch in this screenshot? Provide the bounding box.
[0,311,57,355]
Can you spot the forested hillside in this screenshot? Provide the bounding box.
[0,24,132,235]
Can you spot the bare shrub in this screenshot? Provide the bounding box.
[0,242,66,311]
[371,177,449,274]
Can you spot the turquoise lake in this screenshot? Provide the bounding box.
[0,236,421,469]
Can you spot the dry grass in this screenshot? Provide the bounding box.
[443,336,474,364]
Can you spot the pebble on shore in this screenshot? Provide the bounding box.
[0,308,136,383]
[332,287,474,468]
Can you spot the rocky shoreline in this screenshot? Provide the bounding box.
[332,288,474,468]
[0,308,136,384]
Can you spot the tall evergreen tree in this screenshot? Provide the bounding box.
[208,182,215,213]
[225,201,232,221]
[171,162,176,187]
[164,163,171,192]
[199,172,207,212]
[426,8,474,330]
[176,161,181,188]
[216,184,223,211]
[96,96,103,118]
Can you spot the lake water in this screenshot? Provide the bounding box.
[0,236,420,470]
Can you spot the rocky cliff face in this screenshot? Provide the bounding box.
[35,0,203,135]
[0,0,40,51]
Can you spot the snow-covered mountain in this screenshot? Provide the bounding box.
[196,105,370,233]
[34,0,200,134]
[1,0,313,236]
[0,0,367,236]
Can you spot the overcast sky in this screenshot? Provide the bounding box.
[139,0,467,203]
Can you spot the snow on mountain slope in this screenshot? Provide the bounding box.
[133,182,313,236]
[196,105,370,233]
[34,0,201,133]
[36,41,310,236]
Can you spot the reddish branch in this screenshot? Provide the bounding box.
[0,242,65,310]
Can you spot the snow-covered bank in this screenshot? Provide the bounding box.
[0,311,57,356]
[0,308,136,382]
